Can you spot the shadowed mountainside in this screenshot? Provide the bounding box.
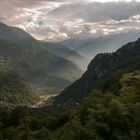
[55,37,140,105]
[0,22,82,92]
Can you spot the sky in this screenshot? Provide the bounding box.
[0,0,140,41]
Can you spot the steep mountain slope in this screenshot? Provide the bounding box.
[54,71,140,140]
[55,37,140,104]
[0,21,85,70]
[0,22,82,91]
[0,39,82,91]
[0,22,40,47]
[61,32,140,61]
[42,42,88,70]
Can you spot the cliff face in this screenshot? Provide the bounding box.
[54,38,140,105]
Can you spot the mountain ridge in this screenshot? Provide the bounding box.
[61,32,140,61]
[0,22,82,93]
[54,37,140,105]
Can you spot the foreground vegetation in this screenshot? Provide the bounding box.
[0,70,140,140]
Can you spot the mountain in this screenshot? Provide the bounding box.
[0,38,140,140]
[41,42,88,71]
[0,22,82,92]
[0,21,86,70]
[0,22,41,47]
[55,37,140,105]
[61,32,140,62]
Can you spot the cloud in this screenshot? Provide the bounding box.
[0,0,140,41]
[48,1,140,22]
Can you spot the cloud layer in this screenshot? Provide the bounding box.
[0,0,140,41]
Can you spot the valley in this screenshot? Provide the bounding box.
[0,22,84,106]
[0,36,140,140]
[0,1,140,139]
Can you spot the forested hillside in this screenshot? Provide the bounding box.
[0,71,36,106]
[55,38,140,105]
[0,22,82,92]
